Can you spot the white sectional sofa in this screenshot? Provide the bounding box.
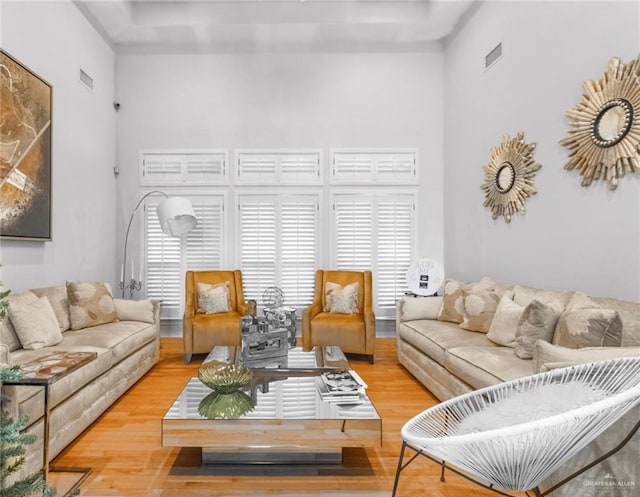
[396,278,640,496]
[0,282,160,480]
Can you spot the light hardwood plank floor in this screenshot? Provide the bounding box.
[52,338,520,497]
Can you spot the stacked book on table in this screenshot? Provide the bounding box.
[316,370,368,404]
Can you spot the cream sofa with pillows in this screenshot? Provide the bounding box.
[396,277,640,496]
[0,281,160,479]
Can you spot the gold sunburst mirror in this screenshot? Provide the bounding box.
[481,132,541,223]
[560,56,640,190]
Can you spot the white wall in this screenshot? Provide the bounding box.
[444,1,640,300]
[116,52,445,270]
[0,0,117,293]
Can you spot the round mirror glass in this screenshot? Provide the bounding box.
[495,162,515,193]
[592,99,633,147]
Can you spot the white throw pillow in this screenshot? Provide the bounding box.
[487,296,524,347]
[325,282,359,314]
[113,298,155,324]
[31,286,71,332]
[8,297,63,350]
[198,282,231,314]
[399,296,443,322]
[533,340,640,373]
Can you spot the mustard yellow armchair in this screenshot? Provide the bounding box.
[183,270,250,363]
[302,269,376,363]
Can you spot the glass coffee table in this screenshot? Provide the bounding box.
[162,346,382,464]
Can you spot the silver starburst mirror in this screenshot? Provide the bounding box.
[481,132,541,223]
[560,57,640,190]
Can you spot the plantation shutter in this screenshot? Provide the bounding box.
[236,154,278,184]
[332,193,415,317]
[141,151,228,185]
[280,198,318,308]
[331,150,417,184]
[145,198,182,319]
[145,194,224,318]
[185,198,224,271]
[334,197,374,271]
[236,150,321,185]
[376,198,414,311]
[238,198,278,303]
[238,194,319,309]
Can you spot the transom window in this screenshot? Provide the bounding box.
[140,149,419,319]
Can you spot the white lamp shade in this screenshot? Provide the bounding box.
[156,197,197,236]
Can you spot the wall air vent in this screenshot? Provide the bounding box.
[79,68,94,91]
[485,42,503,70]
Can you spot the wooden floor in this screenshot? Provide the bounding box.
[51,338,508,497]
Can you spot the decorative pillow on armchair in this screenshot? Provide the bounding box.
[198,282,231,314]
[66,281,118,330]
[324,282,359,314]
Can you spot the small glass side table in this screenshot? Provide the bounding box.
[2,351,96,495]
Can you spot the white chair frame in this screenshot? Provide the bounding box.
[391,357,640,497]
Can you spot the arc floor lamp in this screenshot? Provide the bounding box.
[121,190,197,298]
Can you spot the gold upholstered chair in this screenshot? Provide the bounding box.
[183,270,250,363]
[302,269,376,363]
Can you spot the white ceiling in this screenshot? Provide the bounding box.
[73,0,479,53]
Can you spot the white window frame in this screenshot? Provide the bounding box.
[140,149,229,186]
[330,148,418,185]
[235,149,322,185]
[329,189,418,318]
[234,190,322,312]
[142,190,228,319]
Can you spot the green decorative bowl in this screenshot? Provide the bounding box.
[198,390,255,419]
[198,363,253,394]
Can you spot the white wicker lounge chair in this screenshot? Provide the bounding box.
[392,357,640,497]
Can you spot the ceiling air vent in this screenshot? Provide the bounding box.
[485,42,503,70]
[79,68,94,91]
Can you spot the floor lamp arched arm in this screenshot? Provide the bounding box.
[121,190,168,298]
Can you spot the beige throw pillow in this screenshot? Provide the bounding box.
[459,288,500,333]
[534,340,640,373]
[1,319,22,352]
[8,297,63,350]
[512,285,571,308]
[2,292,37,351]
[487,296,524,347]
[564,292,599,311]
[553,308,623,349]
[67,281,118,330]
[325,282,359,314]
[399,296,443,322]
[436,279,466,324]
[198,282,231,314]
[114,298,155,324]
[514,299,564,359]
[32,286,71,332]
